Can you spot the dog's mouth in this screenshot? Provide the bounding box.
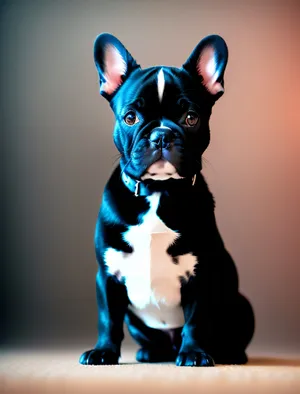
[141,159,184,181]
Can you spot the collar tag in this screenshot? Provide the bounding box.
[134,180,141,197]
[192,174,196,186]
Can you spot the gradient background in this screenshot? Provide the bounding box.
[1,0,300,355]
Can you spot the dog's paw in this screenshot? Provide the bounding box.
[176,351,215,367]
[136,347,176,363]
[79,349,119,365]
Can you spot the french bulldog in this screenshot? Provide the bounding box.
[79,33,255,367]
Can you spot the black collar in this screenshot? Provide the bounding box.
[121,171,197,197]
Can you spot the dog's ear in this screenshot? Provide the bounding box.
[94,33,140,100]
[182,35,228,99]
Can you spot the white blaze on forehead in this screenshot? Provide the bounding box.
[157,68,165,103]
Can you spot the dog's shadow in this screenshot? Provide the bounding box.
[120,357,300,367]
[247,357,300,367]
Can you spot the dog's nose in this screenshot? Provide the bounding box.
[149,128,174,149]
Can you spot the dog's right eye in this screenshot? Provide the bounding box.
[124,111,139,126]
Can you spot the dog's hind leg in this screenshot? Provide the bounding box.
[125,308,182,362]
[205,293,255,364]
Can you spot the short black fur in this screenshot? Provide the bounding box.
[79,33,255,367]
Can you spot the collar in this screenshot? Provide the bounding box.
[121,171,197,197]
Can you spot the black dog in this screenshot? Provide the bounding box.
[79,33,255,367]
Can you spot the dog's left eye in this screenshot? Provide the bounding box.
[185,111,199,127]
[124,111,139,126]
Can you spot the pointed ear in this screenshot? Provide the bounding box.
[182,35,228,99]
[94,33,140,100]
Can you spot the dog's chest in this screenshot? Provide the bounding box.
[105,193,197,329]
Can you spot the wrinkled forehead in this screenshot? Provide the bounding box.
[112,66,196,111]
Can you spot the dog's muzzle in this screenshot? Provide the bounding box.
[149,127,175,150]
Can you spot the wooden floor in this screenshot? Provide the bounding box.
[1,348,300,394]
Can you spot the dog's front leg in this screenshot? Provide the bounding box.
[176,285,215,367]
[79,267,128,365]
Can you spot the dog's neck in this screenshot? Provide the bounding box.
[121,171,197,197]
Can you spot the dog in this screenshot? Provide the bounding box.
[79,33,255,367]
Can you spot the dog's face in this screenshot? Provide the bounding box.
[94,34,228,180]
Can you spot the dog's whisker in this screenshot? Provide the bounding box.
[112,153,122,165]
[202,156,217,173]
[120,158,132,178]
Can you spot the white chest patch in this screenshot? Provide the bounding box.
[104,193,198,329]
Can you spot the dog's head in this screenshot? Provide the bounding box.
[94,33,228,181]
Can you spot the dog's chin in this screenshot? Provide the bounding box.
[141,160,184,181]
